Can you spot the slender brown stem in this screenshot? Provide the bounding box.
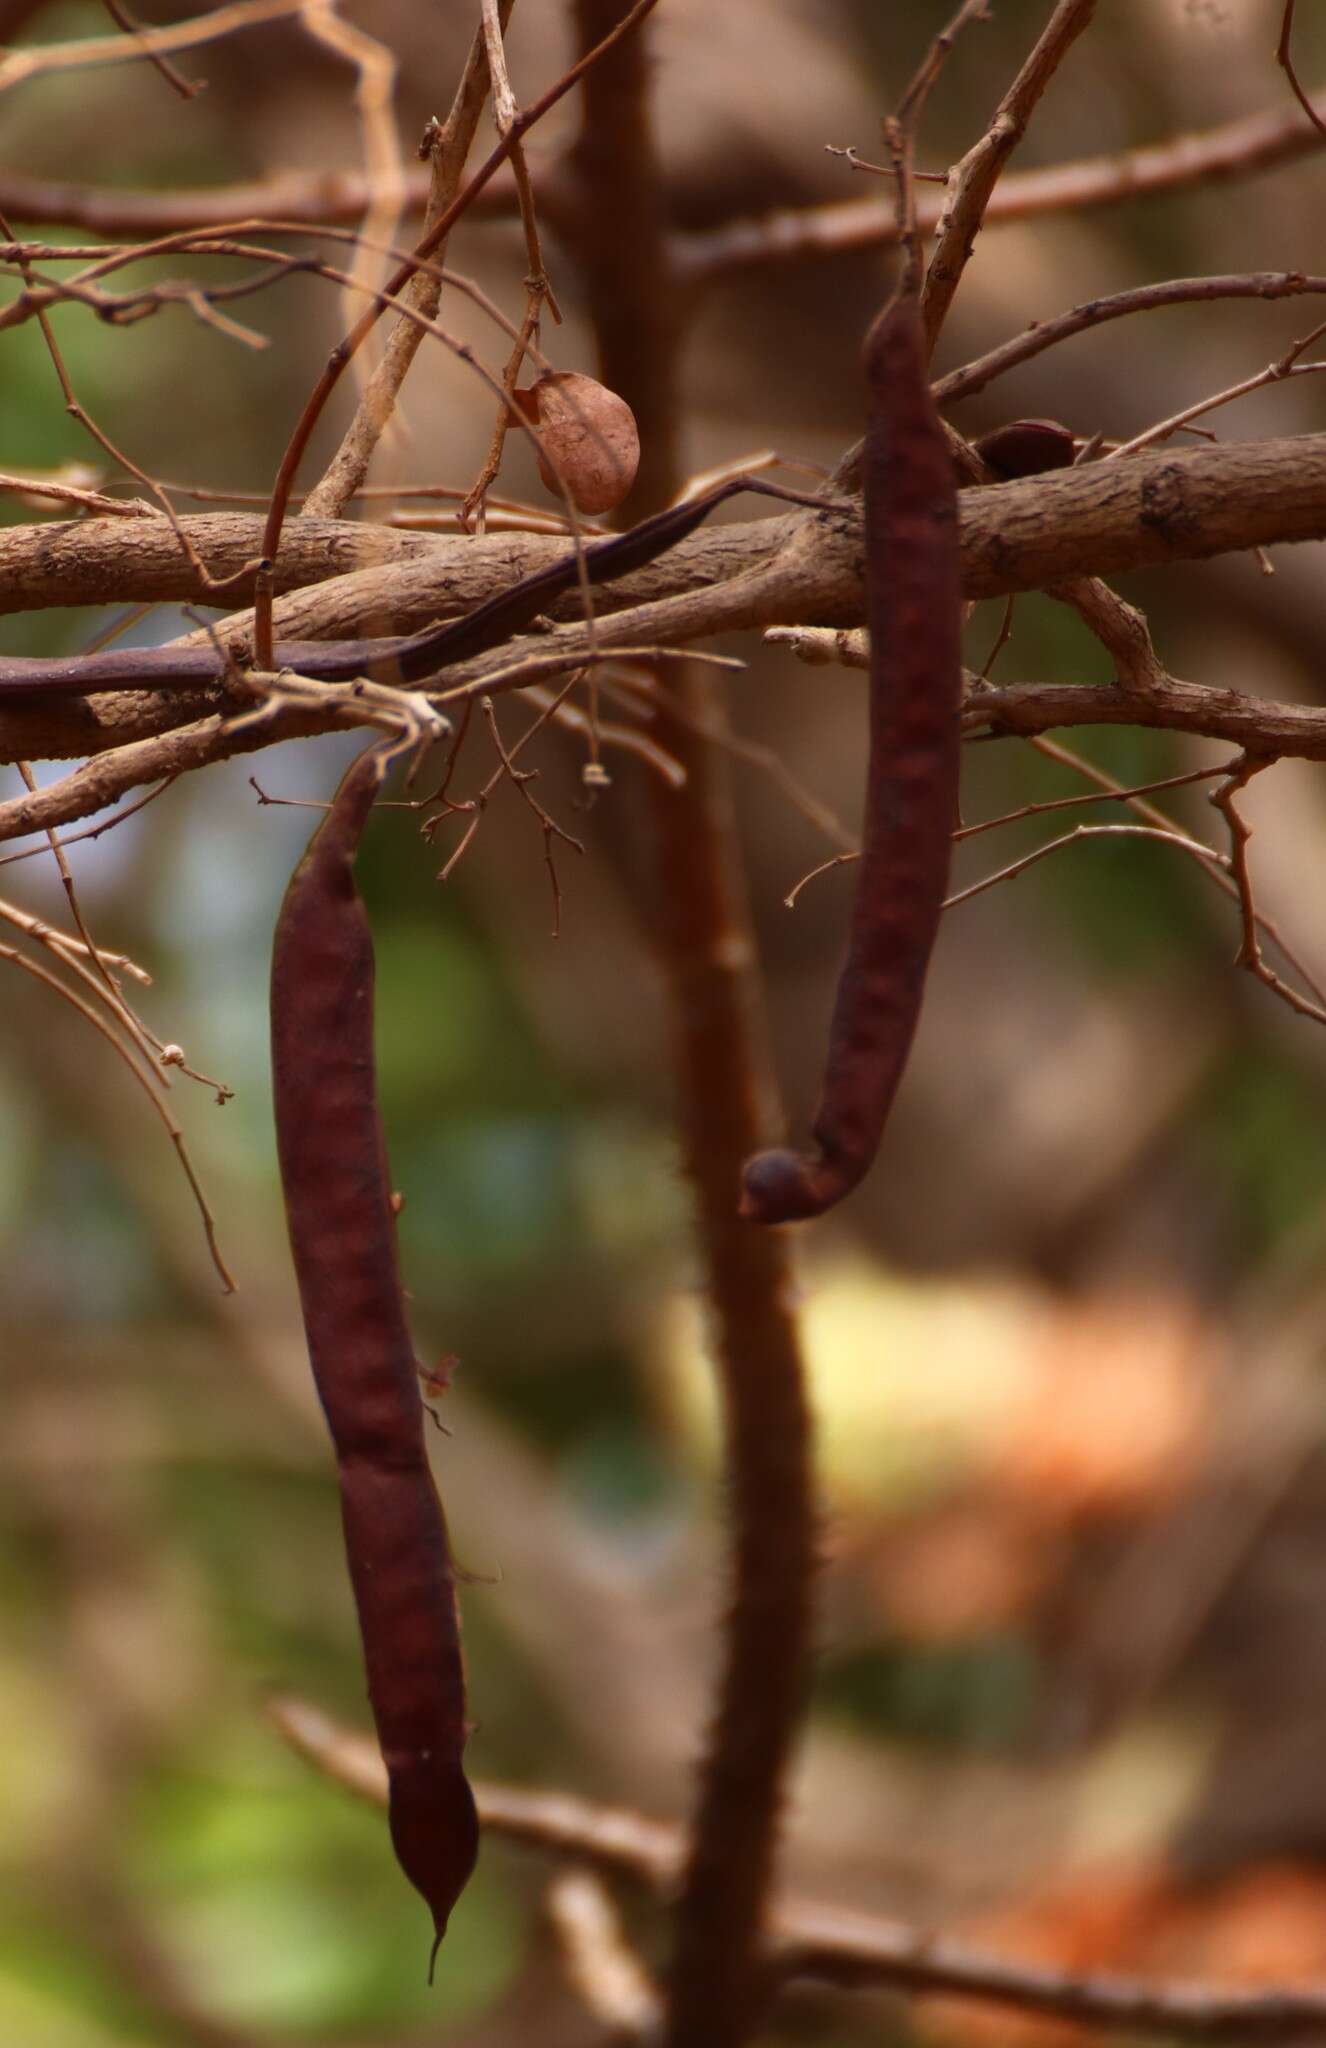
[270,1693,1326,2041]
[565,7,815,2044]
[302,4,513,520]
[935,270,1326,407]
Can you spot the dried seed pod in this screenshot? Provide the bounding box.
[740,292,963,1225]
[973,417,1076,480]
[271,749,478,1971]
[517,371,640,514]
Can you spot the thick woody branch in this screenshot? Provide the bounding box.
[0,510,445,616]
[4,433,1326,781]
[0,426,1321,626]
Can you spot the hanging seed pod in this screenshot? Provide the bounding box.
[271,749,478,1974]
[740,291,963,1225]
[515,371,640,514]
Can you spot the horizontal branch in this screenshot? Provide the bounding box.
[679,89,1326,281]
[0,510,446,617]
[777,636,1326,762]
[5,430,1326,631]
[967,674,1326,760]
[0,85,1320,272]
[267,1694,1326,2039]
[3,434,1326,801]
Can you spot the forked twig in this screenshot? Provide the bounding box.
[920,0,1096,350]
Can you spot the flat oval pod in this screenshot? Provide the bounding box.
[973,417,1076,479]
[524,369,640,514]
[271,747,478,1966]
[740,293,963,1224]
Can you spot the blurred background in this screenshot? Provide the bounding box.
[5,0,1326,2040]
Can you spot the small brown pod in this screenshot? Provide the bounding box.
[515,370,640,514]
[972,417,1076,480]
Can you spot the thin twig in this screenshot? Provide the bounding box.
[0,778,177,867]
[269,1693,1326,2039]
[921,0,1096,351]
[936,270,1326,407]
[479,691,583,935]
[545,1868,661,2040]
[0,939,234,1289]
[1208,754,1326,1025]
[0,207,248,599]
[945,817,1231,909]
[0,0,305,90]
[299,1,405,396]
[463,0,562,529]
[1110,319,1326,458]
[302,4,512,520]
[100,0,202,97]
[0,469,150,518]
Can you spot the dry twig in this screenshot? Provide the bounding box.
[269,1693,1326,2040]
[920,0,1096,349]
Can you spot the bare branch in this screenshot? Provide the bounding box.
[302,5,512,519]
[681,89,1326,283]
[935,270,1326,406]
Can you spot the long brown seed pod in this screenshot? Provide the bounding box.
[270,746,477,1969]
[740,293,962,1223]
